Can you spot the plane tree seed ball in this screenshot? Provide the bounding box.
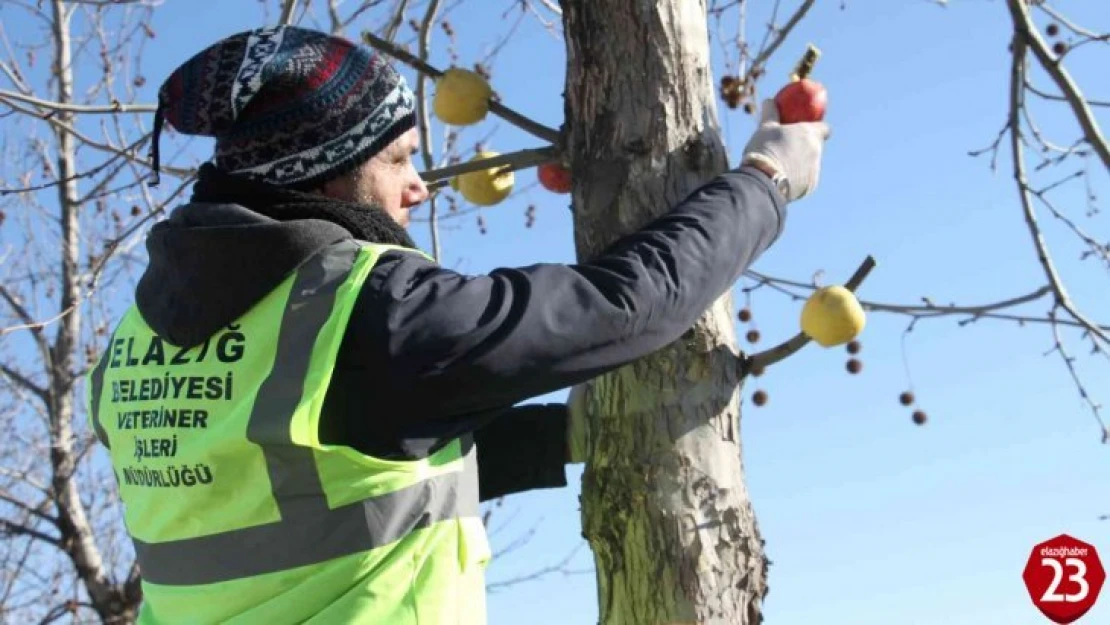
[752,390,768,406]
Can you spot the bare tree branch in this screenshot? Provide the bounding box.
[0,96,192,179]
[0,364,48,403]
[36,3,135,620]
[381,0,411,40]
[744,272,1110,330]
[0,135,148,197]
[280,0,300,25]
[416,0,444,261]
[746,0,816,76]
[1008,34,1109,349]
[1034,2,1104,41]
[0,490,57,526]
[486,544,589,592]
[535,0,561,16]
[0,519,61,547]
[1025,81,1110,109]
[1030,183,1110,268]
[1007,0,1110,170]
[1047,307,1108,441]
[0,89,156,114]
[0,285,55,372]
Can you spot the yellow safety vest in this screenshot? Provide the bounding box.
[86,240,490,624]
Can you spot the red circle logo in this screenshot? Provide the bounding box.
[1022,534,1105,623]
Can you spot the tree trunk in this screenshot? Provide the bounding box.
[561,2,768,624]
[49,2,141,622]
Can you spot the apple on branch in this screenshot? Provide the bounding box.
[433,68,493,126]
[800,285,866,348]
[537,162,572,194]
[455,151,515,206]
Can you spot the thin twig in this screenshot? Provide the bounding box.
[1035,3,1103,41]
[0,135,146,196]
[279,0,299,25]
[746,0,816,76]
[1047,307,1108,442]
[746,273,1042,315]
[0,89,155,113]
[0,96,192,178]
[416,0,443,262]
[0,364,48,403]
[1031,184,1109,268]
[0,491,56,526]
[0,285,53,371]
[486,544,589,592]
[1,174,193,340]
[534,0,561,16]
[1025,81,1110,109]
[381,0,411,41]
[0,519,60,547]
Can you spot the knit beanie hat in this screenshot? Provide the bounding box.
[151,25,417,189]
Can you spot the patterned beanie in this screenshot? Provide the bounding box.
[151,25,417,189]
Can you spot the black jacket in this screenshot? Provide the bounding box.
[133,165,786,502]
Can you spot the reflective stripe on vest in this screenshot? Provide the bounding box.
[84,240,490,623]
[132,445,480,586]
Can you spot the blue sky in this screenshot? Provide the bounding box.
[3,0,1109,624]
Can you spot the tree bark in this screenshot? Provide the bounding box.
[561,2,767,624]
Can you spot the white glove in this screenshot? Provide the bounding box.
[740,99,830,202]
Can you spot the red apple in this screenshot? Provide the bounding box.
[537,162,572,194]
[774,78,827,124]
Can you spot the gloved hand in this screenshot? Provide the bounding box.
[740,98,830,202]
[566,384,589,464]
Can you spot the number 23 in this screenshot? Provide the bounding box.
[1041,557,1090,603]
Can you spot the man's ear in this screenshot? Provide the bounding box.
[316,175,347,201]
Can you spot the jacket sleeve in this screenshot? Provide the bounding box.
[341,165,786,424]
[473,404,569,502]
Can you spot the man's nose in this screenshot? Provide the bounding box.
[403,176,429,208]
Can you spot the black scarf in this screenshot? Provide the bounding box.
[190,163,417,249]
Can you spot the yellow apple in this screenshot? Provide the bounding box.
[457,151,514,206]
[433,68,493,126]
[800,285,866,347]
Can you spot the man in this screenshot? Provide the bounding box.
[86,25,828,625]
